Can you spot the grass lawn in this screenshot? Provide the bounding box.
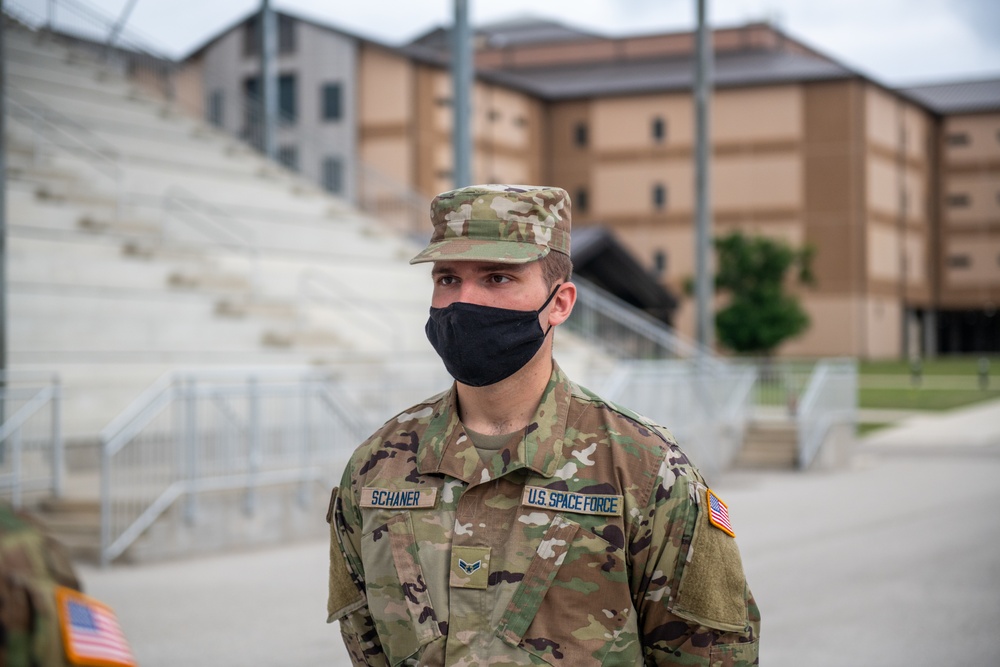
[859,356,1000,376]
[859,387,1000,411]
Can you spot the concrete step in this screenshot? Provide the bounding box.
[735,421,799,469]
[31,497,102,563]
[215,297,298,320]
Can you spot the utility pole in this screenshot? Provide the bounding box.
[694,0,714,357]
[452,0,472,188]
[258,0,277,159]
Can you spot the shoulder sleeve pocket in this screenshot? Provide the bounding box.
[328,488,365,622]
[671,493,749,633]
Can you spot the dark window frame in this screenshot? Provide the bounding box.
[321,82,342,121]
[947,193,970,208]
[574,122,588,148]
[652,183,667,210]
[652,116,666,143]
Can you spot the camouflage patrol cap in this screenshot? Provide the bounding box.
[409,184,571,265]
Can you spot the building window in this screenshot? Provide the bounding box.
[574,122,588,147]
[279,74,296,123]
[653,250,667,276]
[487,110,500,122]
[947,193,970,208]
[322,83,342,121]
[947,255,971,268]
[575,187,588,213]
[436,169,454,181]
[435,97,452,107]
[277,145,299,171]
[945,132,969,146]
[207,90,223,127]
[652,116,666,143]
[322,157,343,194]
[242,77,261,145]
[514,115,528,128]
[652,183,667,210]
[243,17,258,56]
[243,14,296,56]
[278,14,296,54]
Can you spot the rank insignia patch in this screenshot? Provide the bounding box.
[707,489,735,537]
[450,546,490,589]
[458,558,482,575]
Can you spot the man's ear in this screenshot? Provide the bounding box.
[547,281,577,327]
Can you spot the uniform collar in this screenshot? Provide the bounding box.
[416,362,573,485]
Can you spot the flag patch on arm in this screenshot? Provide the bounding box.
[707,489,735,537]
[56,586,136,667]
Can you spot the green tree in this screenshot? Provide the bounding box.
[713,231,814,355]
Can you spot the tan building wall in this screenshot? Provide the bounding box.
[937,111,1000,312]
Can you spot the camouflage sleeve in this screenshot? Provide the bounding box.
[327,469,389,667]
[629,454,760,666]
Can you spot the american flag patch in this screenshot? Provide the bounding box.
[56,586,136,667]
[707,489,735,537]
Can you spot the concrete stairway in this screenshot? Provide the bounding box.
[734,420,799,469]
[31,497,103,563]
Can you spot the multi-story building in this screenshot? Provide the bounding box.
[179,12,1000,358]
[903,79,1000,353]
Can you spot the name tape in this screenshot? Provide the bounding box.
[521,485,623,517]
[360,487,437,509]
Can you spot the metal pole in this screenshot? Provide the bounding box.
[452,0,472,188]
[694,0,714,357]
[106,0,139,49]
[184,376,198,524]
[52,376,63,498]
[259,0,277,159]
[0,4,8,386]
[246,376,260,516]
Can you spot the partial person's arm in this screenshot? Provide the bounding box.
[629,456,760,666]
[327,475,389,667]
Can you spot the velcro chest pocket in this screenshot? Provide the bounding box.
[361,512,442,666]
[497,514,633,666]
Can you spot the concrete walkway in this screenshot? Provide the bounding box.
[76,401,1000,667]
[861,396,1000,450]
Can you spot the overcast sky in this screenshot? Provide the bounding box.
[22,0,1000,86]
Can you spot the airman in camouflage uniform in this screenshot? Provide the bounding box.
[327,185,760,666]
[0,501,81,667]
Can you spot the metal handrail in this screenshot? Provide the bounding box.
[6,0,175,96]
[569,276,726,370]
[97,369,379,565]
[6,93,123,179]
[796,359,858,468]
[0,378,64,506]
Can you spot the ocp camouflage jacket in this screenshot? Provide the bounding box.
[328,363,760,666]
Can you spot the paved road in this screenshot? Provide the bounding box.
[78,409,1000,667]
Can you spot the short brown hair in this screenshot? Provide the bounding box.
[539,250,573,288]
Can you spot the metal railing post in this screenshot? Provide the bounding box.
[184,376,198,524]
[246,375,260,516]
[51,375,63,498]
[298,377,312,508]
[100,433,111,567]
[10,429,22,508]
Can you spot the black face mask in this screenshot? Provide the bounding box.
[425,285,561,387]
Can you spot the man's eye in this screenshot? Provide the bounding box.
[488,275,511,284]
[436,276,457,286]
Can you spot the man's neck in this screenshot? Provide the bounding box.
[455,352,553,436]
